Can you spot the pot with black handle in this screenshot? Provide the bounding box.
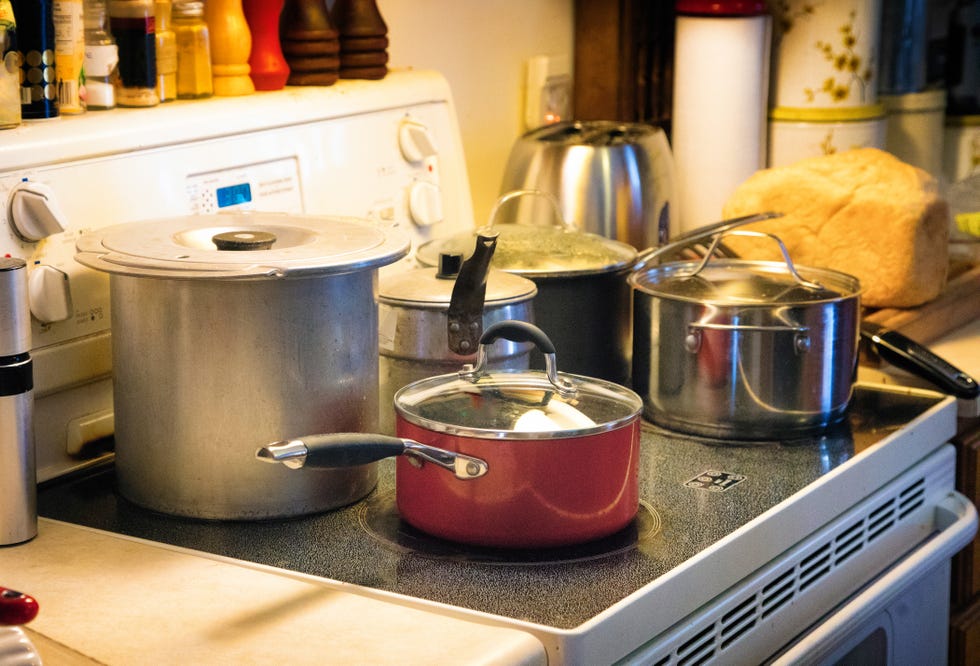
[259,321,644,548]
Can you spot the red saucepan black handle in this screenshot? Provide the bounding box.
[256,433,489,480]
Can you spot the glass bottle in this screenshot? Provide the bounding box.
[108,0,157,106]
[172,0,211,98]
[0,0,21,128]
[53,0,86,113]
[12,0,60,119]
[83,0,118,109]
[154,0,175,101]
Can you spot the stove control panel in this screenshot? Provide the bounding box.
[186,158,303,215]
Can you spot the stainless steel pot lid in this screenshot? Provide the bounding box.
[630,259,861,305]
[75,212,410,279]
[379,263,537,308]
[417,225,637,278]
[393,321,642,439]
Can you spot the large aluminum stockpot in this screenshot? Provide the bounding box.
[259,321,644,548]
[630,231,862,439]
[75,212,409,519]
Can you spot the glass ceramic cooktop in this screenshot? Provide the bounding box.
[38,385,943,629]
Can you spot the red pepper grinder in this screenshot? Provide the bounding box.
[331,0,388,80]
[243,0,289,90]
[279,0,339,86]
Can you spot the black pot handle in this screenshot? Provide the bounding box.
[479,320,557,354]
[256,433,488,480]
[861,323,980,399]
[464,321,576,397]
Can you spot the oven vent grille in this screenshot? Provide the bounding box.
[664,475,928,665]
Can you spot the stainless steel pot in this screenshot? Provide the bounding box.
[630,230,862,439]
[74,212,409,519]
[416,191,637,386]
[499,121,677,248]
[378,240,537,434]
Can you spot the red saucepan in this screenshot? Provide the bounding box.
[257,321,643,548]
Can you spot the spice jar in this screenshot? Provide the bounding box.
[0,0,20,128]
[172,0,211,98]
[155,0,176,101]
[83,0,118,109]
[108,0,158,106]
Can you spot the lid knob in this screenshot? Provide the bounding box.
[436,252,463,278]
[212,230,278,251]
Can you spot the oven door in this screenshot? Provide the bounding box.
[770,491,977,665]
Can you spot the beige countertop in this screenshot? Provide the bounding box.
[0,520,546,666]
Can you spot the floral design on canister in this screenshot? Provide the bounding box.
[770,0,881,110]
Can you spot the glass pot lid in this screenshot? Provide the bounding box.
[75,211,410,279]
[393,321,643,439]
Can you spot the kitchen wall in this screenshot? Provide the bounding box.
[379,0,575,225]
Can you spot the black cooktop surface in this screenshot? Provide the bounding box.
[38,386,942,629]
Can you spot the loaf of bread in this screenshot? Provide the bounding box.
[721,148,950,308]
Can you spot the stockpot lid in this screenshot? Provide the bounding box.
[416,224,638,278]
[74,212,410,279]
[629,259,862,304]
[394,368,642,440]
[379,261,538,308]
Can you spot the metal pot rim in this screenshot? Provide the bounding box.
[629,258,863,305]
[417,225,638,278]
[393,370,643,440]
[75,212,410,279]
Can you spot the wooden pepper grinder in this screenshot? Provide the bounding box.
[204,0,255,95]
[279,0,340,86]
[331,0,388,80]
[242,0,289,90]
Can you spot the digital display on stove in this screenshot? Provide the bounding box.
[216,182,252,208]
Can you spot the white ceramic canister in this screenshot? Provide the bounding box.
[943,115,980,184]
[671,0,771,234]
[770,0,882,110]
[880,89,946,179]
[768,104,886,168]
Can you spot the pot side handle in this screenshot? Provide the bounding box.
[256,434,489,480]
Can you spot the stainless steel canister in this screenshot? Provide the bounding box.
[0,258,36,545]
[75,213,409,520]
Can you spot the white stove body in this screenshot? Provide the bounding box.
[0,69,474,482]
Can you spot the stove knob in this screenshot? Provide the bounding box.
[408,180,443,227]
[28,265,72,323]
[398,118,437,163]
[7,181,68,242]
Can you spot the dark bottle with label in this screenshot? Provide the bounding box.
[108,0,158,106]
[12,0,59,119]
